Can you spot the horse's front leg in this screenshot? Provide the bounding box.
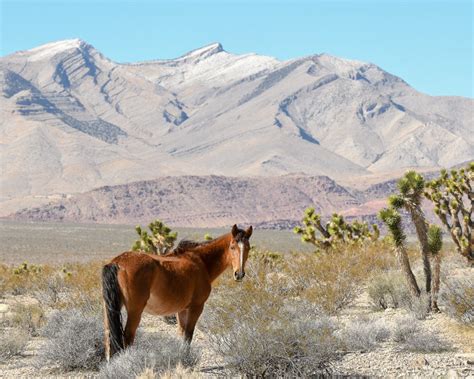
[177,310,188,338]
[181,304,204,344]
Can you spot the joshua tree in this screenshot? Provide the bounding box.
[379,207,421,298]
[424,163,473,265]
[427,224,443,312]
[294,207,379,249]
[132,219,177,255]
[388,171,432,299]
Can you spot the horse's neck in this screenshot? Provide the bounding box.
[196,235,231,282]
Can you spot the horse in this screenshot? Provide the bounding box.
[101,224,253,361]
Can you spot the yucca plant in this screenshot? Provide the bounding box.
[132,219,177,255]
[427,224,443,311]
[294,207,379,250]
[379,207,421,298]
[388,171,432,300]
[424,163,473,265]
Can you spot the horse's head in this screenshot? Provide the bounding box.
[228,224,253,281]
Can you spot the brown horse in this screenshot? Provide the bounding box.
[102,224,253,360]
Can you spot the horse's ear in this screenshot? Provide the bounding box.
[245,226,253,238]
[231,224,239,237]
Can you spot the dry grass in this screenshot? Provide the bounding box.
[284,241,397,314]
[0,262,55,297]
[0,261,104,311]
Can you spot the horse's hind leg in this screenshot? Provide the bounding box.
[123,304,146,347]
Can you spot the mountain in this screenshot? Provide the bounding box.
[11,175,361,227]
[10,173,445,229]
[1,39,472,221]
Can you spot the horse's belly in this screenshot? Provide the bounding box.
[144,293,189,316]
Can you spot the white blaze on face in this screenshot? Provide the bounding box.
[238,242,244,274]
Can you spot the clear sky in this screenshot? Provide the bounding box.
[1,0,472,97]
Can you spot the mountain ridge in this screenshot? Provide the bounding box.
[1,39,472,222]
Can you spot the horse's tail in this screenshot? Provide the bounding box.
[102,263,124,361]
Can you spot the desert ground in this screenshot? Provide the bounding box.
[0,221,473,378]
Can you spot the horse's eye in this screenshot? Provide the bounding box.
[230,245,235,250]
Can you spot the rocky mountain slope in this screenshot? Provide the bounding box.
[11,172,447,228]
[12,175,361,227]
[1,39,472,221]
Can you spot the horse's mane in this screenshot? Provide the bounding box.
[167,228,248,256]
[168,239,212,256]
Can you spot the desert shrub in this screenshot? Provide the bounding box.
[0,261,102,307]
[249,249,284,268]
[0,328,29,362]
[33,272,69,307]
[202,257,341,376]
[401,331,451,353]
[440,275,474,324]
[58,262,103,310]
[136,368,158,379]
[404,292,431,320]
[367,271,412,310]
[8,303,45,336]
[368,269,431,319]
[0,262,55,297]
[338,316,390,352]
[391,315,451,352]
[204,311,339,377]
[38,308,104,371]
[159,364,203,379]
[99,332,200,379]
[29,262,103,311]
[286,243,396,314]
[392,315,420,343]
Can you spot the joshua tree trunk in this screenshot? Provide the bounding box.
[431,253,441,312]
[410,206,432,296]
[395,245,421,298]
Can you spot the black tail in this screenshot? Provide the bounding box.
[102,263,124,360]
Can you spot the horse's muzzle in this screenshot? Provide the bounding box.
[234,271,245,281]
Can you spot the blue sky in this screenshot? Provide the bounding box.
[1,0,472,97]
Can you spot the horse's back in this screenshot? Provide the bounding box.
[108,251,211,315]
